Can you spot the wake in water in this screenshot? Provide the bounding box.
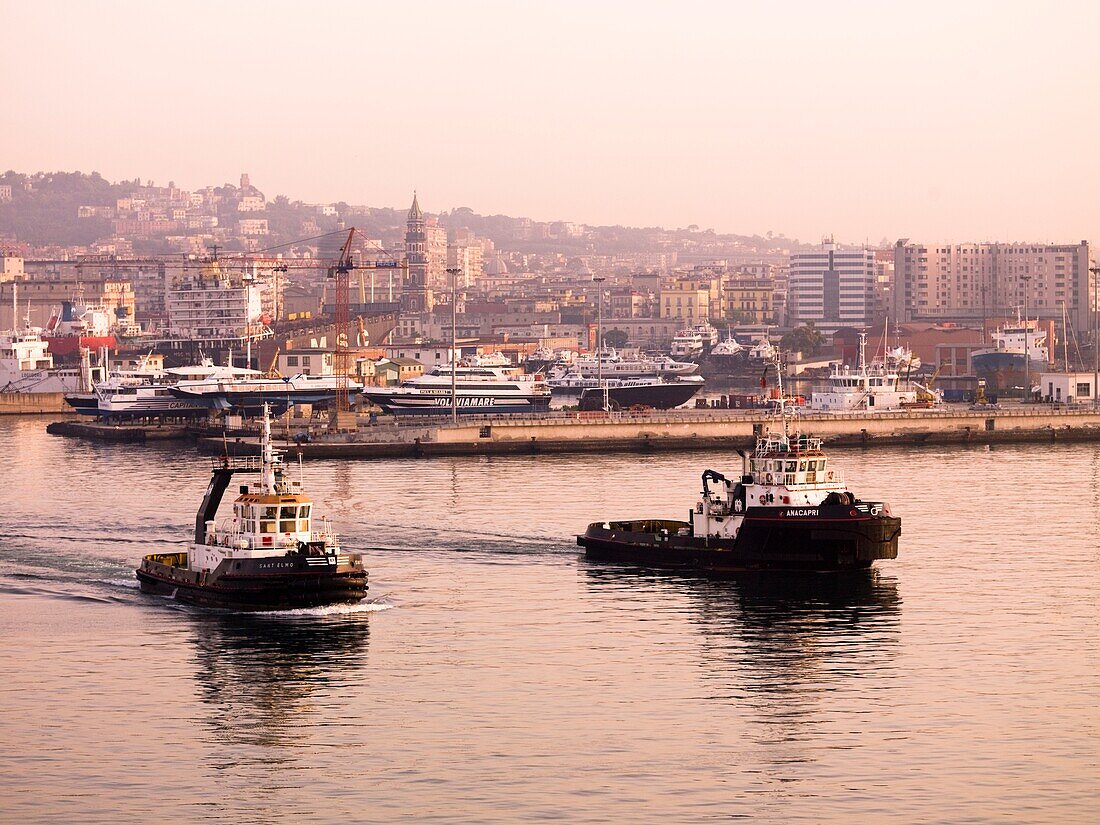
[251,600,394,618]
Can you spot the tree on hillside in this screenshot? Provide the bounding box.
[781,321,824,355]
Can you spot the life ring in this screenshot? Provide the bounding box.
[765,473,773,485]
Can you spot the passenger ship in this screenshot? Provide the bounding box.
[578,359,901,573]
[362,365,551,415]
[136,405,367,609]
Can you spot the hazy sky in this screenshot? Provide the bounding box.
[3,1,1098,244]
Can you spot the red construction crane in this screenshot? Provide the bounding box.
[329,228,356,413]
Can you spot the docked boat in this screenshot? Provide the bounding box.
[362,365,551,415]
[0,324,104,395]
[700,331,777,378]
[169,372,361,412]
[136,405,367,610]
[578,369,900,573]
[550,348,698,385]
[971,310,1049,393]
[670,324,718,360]
[43,300,118,358]
[577,375,706,410]
[67,359,261,418]
[809,333,934,412]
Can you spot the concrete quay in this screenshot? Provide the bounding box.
[1,392,69,415]
[196,406,1100,460]
[46,419,193,442]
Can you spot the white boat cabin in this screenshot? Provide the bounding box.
[691,432,849,539]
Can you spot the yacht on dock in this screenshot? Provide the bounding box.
[362,365,551,415]
[136,405,368,610]
[550,348,698,384]
[578,358,901,573]
[670,324,718,360]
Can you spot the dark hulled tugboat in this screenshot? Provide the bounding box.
[578,358,900,573]
[136,405,367,609]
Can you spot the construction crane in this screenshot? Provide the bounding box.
[330,229,355,413]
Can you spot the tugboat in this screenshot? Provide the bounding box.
[136,404,367,609]
[578,357,900,573]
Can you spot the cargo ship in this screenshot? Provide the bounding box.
[971,311,1049,394]
[136,404,368,610]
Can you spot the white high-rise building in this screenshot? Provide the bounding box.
[788,240,874,332]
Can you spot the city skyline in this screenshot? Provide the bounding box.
[3,1,1098,245]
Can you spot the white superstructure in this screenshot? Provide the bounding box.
[810,333,928,412]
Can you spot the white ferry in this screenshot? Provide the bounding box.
[362,365,551,415]
[170,373,362,412]
[69,360,261,418]
[136,405,367,609]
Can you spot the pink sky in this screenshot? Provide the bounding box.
[2,0,1098,244]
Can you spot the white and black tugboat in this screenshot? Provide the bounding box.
[136,405,367,609]
[578,358,900,573]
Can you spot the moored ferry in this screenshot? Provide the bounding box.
[362,365,551,415]
[136,405,367,610]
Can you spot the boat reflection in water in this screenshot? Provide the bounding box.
[581,564,900,710]
[187,610,372,751]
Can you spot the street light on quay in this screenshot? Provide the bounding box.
[1092,266,1100,408]
[1021,274,1031,404]
[592,274,607,412]
[446,266,463,423]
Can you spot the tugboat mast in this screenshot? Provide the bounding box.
[260,402,277,494]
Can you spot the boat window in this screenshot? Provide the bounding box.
[799,461,807,472]
[280,520,297,533]
[300,505,311,519]
[298,520,310,532]
[808,460,818,471]
[263,506,278,519]
[260,520,276,533]
[785,461,797,472]
[280,506,297,520]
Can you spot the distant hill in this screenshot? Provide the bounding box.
[0,170,807,258]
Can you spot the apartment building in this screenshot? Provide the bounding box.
[893,240,1092,333]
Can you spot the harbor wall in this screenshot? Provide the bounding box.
[428,408,1100,450]
[0,392,68,415]
[191,406,1100,459]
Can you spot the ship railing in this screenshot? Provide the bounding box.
[210,455,263,472]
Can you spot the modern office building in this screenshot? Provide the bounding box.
[788,240,875,333]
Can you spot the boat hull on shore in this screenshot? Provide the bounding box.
[136,552,368,610]
[578,505,900,574]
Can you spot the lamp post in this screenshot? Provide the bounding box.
[446,267,462,422]
[1092,266,1100,407]
[1021,274,1031,403]
[593,274,607,411]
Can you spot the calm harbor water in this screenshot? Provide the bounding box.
[1,416,1098,823]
